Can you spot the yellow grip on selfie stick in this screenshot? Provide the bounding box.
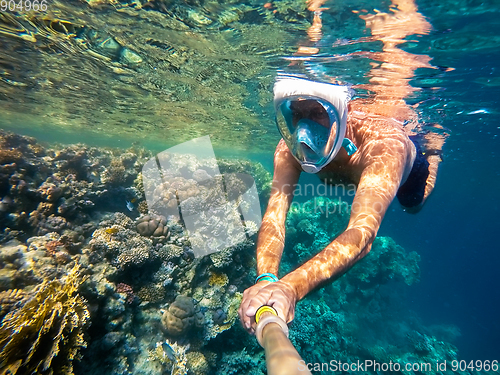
[255,305,277,324]
[254,305,311,375]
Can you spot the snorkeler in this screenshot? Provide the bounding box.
[238,0,448,333]
[238,75,447,333]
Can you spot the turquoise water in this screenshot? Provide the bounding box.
[0,0,499,373]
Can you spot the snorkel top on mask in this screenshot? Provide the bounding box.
[274,76,357,174]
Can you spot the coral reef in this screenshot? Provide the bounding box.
[208,271,229,288]
[186,351,210,375]
[199,198,468,375]
[0,265,89,375]
[89,215,159,269]
[0,131,147,246]
[350,236,421,286]
[215,348,265,375]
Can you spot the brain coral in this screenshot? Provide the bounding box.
[161,295,203,337]
[136,214,170,237]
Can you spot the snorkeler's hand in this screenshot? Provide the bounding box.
[238,280,297,334]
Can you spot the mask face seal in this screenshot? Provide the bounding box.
[276,96,341,173]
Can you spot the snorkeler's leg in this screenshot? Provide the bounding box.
[422,153,440,202]
[422,130,448,200]
[405,130,448,213]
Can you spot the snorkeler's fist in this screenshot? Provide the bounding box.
[238,280,297,334]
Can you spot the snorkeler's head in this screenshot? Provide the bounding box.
[274,76,355,173]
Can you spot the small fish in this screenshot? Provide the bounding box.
[126,200,134,211]
[105,227,119,234]
[467,109,490,115]
[159,341,176,361]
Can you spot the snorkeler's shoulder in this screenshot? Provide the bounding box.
[347,109,412,155]
[345,123,413,175]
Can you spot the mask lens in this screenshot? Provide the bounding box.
[276,97,339,167]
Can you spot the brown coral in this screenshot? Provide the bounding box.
[136,214,169,237]
[0,149,23,165]
[102,158,126,187]
[0,265,90,375]
[116,283,135,304]
[45,240,65,256]
[161,295,203,337]
[44,239,71,264]
[137,283,165,303]
[38,182,63,202]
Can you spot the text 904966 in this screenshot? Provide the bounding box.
[1,0,48,12]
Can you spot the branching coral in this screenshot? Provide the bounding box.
[89,222,157,269]
[208,271,229,288]
[0,265,90,375]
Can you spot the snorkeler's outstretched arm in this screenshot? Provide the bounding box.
[238,140,301,332]
[280,138,409,301]
[256,139,301,276]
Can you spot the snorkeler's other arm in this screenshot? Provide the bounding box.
[280,138,409,300]
[256,139,301,276]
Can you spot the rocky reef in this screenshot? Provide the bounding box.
[0,131,472,375]
[0,131,269,374]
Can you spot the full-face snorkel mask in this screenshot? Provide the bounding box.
[274,77,357,173]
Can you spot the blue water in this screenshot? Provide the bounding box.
[383,81,500,357]
[381,2,500,359]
